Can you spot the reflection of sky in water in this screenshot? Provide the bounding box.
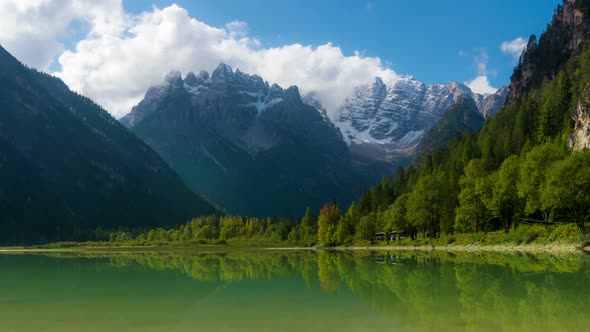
[0,250,588,332]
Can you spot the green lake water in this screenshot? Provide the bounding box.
[0,249,588,332]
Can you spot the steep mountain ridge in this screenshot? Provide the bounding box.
[510,0,590,101]
[0,45,218,244]
[329,76,507,149]
[417,95,485,156]
[122,64,363,217]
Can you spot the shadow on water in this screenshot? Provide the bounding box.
[0,249,589,332]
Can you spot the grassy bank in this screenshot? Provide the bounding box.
[7,238,298,250]
[338,224,589,252]
[4,223,588,253]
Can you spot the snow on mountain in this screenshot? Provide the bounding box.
[473,85,510,118]
[120,64,290,129]
[310,76,508,148]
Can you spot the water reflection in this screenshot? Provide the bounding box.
[0,250,588,332]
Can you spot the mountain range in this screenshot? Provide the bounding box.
[0,27,510,241]
[328,77,507,149]
[120,64,507,217]
[121,65,366,217]
[302,76,508,170]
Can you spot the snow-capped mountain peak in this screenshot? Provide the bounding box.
[317,76,508,148]
[120,64,306,128]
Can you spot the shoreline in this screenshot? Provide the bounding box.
[331,242,588,253]
[0,242,588,254]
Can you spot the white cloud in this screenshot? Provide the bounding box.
[474,48,489,76]
[465,48,497,94]
[0,0,124,70]
[225,21,249,39]
[501,37,527,59]
[466,75,497,95]
[0,3,398,118]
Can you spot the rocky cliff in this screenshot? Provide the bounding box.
[510,0,590,101]
[326,77,506,150]
[569,83,590,150]
[122,64,364,217]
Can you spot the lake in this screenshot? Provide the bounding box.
[0,249,588,332]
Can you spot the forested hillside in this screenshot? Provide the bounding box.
[310,0,590,245]
[0,45,219,244]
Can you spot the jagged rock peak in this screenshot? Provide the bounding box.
[263,83,285,104]
[509,0,590,101]
[122,65,316,127]
[368,77,387,96]
[285,86,302,102]
[212,63,235,81]
[164,70,183,87]
[447,81,473,95]
[234,68,266,91]
[328,74,508,148]
[454,93,479,110]
[372,76,385,88]
[269,83,283,93]
[184,72,198,86]
[198,70,209,80]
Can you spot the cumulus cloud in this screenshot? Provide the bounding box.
[466,76,497,95]
[501,37,527,59]
[0,0,124,70]
[465,48,498,94]
[0,2,397,118]
[225,21,249,39]
[474,48,489,76]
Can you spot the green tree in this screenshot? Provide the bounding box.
[335,202,358,245]
[518,142,565,222]
[481,155,522,232]
[355,212,380,243]
[287,225,301,243]
[541,152,590,235]
[455,159,488,233]
[220,216,245,239]
[300,207,318,246]
[317,203,341,246]
[407,175,446,238]
[382,193,410,234]
[245,218,264,238]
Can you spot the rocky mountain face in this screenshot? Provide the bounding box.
[303,77,506,169]
[328,77,506,149]
[473,85,510,118]
[569,83,590,150]
[0,45,218,244]
[122,64,509,217]
[122,64,365,217]
[510,0,590,101]
[418,95,485,156]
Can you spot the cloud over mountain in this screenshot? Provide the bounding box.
[501,37,528,59]
[466,48,498,95]
[1,1,397,118]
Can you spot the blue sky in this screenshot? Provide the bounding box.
[124,0,560,87]
[0,0,563,117]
